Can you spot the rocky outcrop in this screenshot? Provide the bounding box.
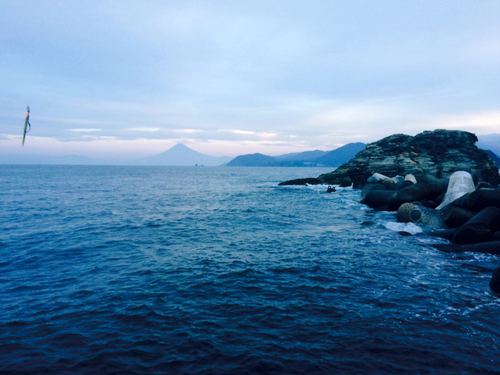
[315,130,500,186]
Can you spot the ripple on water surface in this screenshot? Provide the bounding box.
[0,165,499,374]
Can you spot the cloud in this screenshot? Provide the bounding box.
[230,130,277,138]
[172,129,199,133]
[0,1,499,157]
[129,127,160,132]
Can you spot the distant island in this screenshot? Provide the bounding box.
[227,143,366,167]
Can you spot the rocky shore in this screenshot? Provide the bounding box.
[279,130,500,293]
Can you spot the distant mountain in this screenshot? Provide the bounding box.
[226,142,366,167]
[478,134,500,157]
[274,150,327,162]
[136,143,232,166]
[485,150,500,167]
[227,153,278,167]
[313,143,366,166]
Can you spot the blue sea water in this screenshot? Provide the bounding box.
[1,165,499,374]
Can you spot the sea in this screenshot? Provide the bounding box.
[1,165,499,375]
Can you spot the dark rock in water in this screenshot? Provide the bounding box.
[451,188,500,213]
[490,267,500,294]
[381,178,400,191]
[390,175,447,210]
[361,190,396,210]
[361,183,386,199]
[326,185,336,193]
[352,175,366,189]
[399,180,415,190]
[278,178,322,186]
[460,241,500,255]
[340,177,352,187]
[441,207,477,228]
[316,130,500,185]
[429,229,455,241]
[449,207,500,245]
[451,225,493,245]
[434,241,500,255]
[469,188,500,212]
[464,206,500,233]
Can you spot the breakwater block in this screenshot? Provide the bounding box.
[441,207,476,228]
[436,171,475,210]
[491,267,500,294]
[451,224,492,245]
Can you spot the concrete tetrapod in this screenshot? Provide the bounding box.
[436,171,475,210]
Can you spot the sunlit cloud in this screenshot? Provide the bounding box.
[230,130,277,138]
[129,127,160,132]
[173,129,199,133]
[427,111,500,133]
[39,117,108,126]
[70,128,101,132]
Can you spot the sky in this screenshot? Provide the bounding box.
[1,0,499,160]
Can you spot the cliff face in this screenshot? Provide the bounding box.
[317,130,500,185]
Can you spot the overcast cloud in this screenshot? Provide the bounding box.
[1,0,499,159]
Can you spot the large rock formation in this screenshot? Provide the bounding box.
[315,130,500,186]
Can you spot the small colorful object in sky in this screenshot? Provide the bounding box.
[22,106,31,146]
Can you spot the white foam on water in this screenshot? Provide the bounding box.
[383,221,423,235]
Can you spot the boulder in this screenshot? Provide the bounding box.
[352,175,366,189]
[278,178,322,186]
[340,177,352,187]
[316,130,500,185]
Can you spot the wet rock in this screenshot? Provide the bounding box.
[361,183,386,200]
[449,206,500,245]
[399,180,415,189]
[469,188,500,212]
[352,175,366,189]
[316,130,499,185]
[459,241,500,255]
[361,190,396,210]
[278,178,322,186]
[464,206,500,232]
[441,207,477,228]
[429,229,455,241]
[340,177,352,187]
[451,225,493,245]
[490,267,500,294]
